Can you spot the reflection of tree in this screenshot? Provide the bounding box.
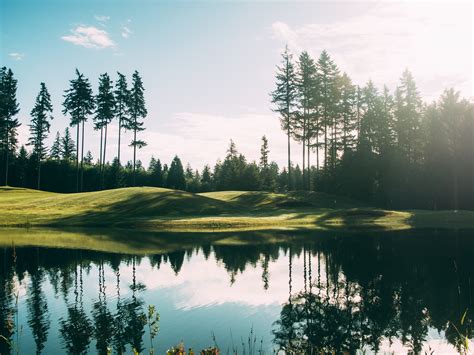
[167,250,185,275]
[113,264,127,354]
[26,266,50,355]
[59,263,93,355]
[0,230,473,354]
[0,248,16,354]
[92,260,114,354]
[124,257,147,353]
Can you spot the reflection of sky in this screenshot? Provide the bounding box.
[10,248,473,354]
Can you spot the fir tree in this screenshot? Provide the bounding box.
[50,131,62,160]
[271,46,298,189]
[295,51,317,189]
[28,82,53,189]
[94,73,115,186]
[127,71,147,186]
[62,69,95,191]
[114,72,130,164]
[394,69,423,163]
[0,67,20,185]
[166,156,186,190]
[62,127,76,160]
[316,51,339,170]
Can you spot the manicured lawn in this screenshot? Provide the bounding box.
[1,186,473,232]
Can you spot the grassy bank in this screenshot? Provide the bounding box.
[1,186,473,232]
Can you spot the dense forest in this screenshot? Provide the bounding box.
[0,47,473,210]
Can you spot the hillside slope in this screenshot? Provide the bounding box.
[1,186,473,232]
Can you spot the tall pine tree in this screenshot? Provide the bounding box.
[114,72,130,165]
[271,46,298,190]
[61,127,76,160]
[62,69,95,192]
[94,73,115,186]
[28,82,53,189]
[127,70,147,186]
[0,67,20,186]
[295,51,317,189]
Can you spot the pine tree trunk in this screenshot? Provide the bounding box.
[80,120,85,192]
[102,123,108,189]
[287,124,291,191]
[4,128,9,186]
[316,117,319,171]
[99,126,103,170]
[324,111,328,169]
[76,124,80,192]
[118,118,122,164]
[37,153,41,190]
[302,112,306,190]
[307,140,310,190]
[133,117,137,187]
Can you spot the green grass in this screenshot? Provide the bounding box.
[1,186,473,232]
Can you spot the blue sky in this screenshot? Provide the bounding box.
[1,0,472,170]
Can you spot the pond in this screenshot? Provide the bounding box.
[0,228,473,354]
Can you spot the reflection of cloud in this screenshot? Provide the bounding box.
[105,251,324,309]
[271,2,472,100]
[62,26,115,49]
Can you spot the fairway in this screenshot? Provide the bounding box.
[1,186,473,232]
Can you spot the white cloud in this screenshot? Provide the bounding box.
[94,15,110,22]
[121,25,132,39]
[8,52,24,60]
[271,2,472,101]
[61,26,116,49]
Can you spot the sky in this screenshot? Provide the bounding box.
[1,0,472,170]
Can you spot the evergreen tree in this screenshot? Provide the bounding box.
[200,165,213,192]
[94,73,115,187]
[339,73,357,154]
[259,135,270,169]
[84,151,93,165]
[62,69,95,191]
[50,131,62,160]
[127,71,147,186]
[271,46,298,189]
[295,51,317,189]
[0,67,20,186]
[394,69,423,163]
[259,135,275,190]
[114,72,130,164]
[28,82,53,189]
[375,86,395,155]
[316,51,339,170]
[166,156,186,190]
[61,127,76,161]
[148,157,163,187]
[14,146,29,187]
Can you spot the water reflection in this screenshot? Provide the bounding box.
[0,229,473,354]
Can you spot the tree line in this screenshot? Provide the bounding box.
[271,46,473,209]
[0,67,147,192]
[1,51,473,210]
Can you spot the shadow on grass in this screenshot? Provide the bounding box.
[287,208,393,230]
[53,189,241,227]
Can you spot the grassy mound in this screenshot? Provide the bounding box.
[1,186,473,232]
[0,186,237,227]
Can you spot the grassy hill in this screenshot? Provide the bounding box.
[1,186,473,232]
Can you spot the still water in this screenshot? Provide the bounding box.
[0,229,473,354]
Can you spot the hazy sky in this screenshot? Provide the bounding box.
[1,0,472,170]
